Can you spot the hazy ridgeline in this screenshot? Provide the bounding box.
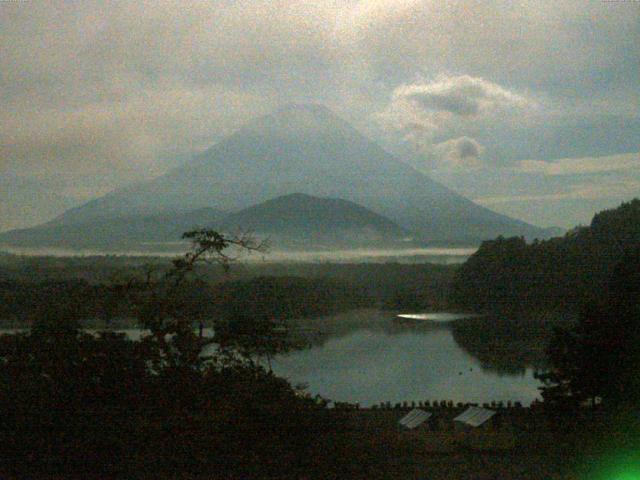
[9,194,639,323]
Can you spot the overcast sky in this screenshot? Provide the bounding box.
[1,0,639,228]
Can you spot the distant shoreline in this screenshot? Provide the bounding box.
[0,245,476,263]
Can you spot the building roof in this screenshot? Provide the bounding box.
[398,408,432,429]
[453,406,496,427]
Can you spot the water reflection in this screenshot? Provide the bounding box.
[450,315,559,376]
[396,312,480,322]
[273,309,542,406]
[0,310,549,407]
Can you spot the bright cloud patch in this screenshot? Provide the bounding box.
[394,75,531,117]
[379,75,531,171]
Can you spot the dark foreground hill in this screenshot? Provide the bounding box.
[4,104,550,247]
[450,199,640,312]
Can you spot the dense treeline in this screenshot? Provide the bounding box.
[0,261,456,326]
[0,279,114,326]
[0,276,366,328]
[538,246,640,409]
[450,199,640,313]
[214,276,368,322]
[526,246,640,473]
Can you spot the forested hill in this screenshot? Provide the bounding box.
[450,199,640,313]
[222,193,409,248]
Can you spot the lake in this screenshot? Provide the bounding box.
[270,309,542,407]
[0,309,543,407]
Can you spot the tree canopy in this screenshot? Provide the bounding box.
[0,229,341,478]
[536,247,640,409]
[450,199,640,313]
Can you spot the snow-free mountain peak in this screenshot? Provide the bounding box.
[4,104,551,246]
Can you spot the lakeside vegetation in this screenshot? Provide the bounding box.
[0,257,456,328]
[451,313,567,375]
[0,230,355,478]
[450,199,640,314]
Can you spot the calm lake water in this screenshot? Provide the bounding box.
[271,309,541,407]
[0,309,542,407]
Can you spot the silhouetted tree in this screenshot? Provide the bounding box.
[537,247,640,409]
[0,229,343,477]
[123,228,265,371]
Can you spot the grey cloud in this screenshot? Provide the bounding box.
[457,138,482,159]
[432,137,485,171]
[517,153,639,176]
[0,0,638,228]
[378,76,527,171]
[395,76,530,117]
[414,95,479,116]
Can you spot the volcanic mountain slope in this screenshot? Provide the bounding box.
[0,208,225,250]
[0,174,78,232]
[1,104,550,246]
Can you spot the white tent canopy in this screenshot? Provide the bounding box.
[453,406,496,427]
[398,408,432,429]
